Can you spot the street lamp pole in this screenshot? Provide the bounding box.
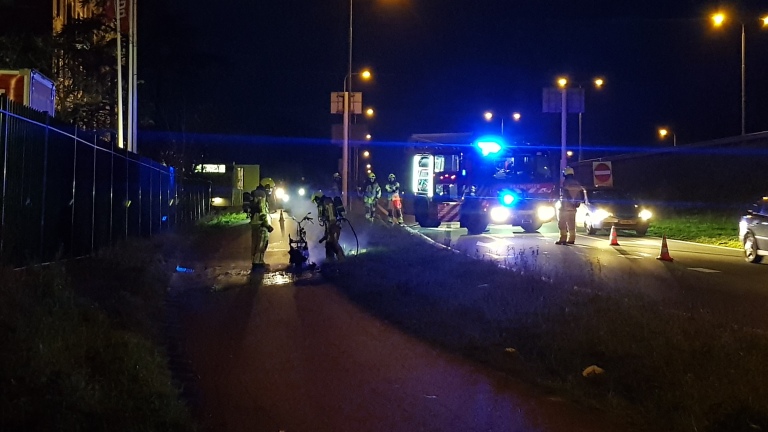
[559,81,567,183]
[342,0,353,210]
[741,22,745,136]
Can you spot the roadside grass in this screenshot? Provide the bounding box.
[0,238,195,431]
[648,209,742,248]
[202,209,249,227]
[327,218,768,431]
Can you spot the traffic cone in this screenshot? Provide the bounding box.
[609,225,620,246]
[279,209,285,222]
[656,234,674,262]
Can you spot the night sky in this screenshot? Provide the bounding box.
[7,1,768,181]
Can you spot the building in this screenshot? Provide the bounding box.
[53,0,99,33]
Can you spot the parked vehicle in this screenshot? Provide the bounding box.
[569,188,652,236]
[740,196,768,263]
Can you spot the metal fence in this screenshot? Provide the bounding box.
[0,95,211,268]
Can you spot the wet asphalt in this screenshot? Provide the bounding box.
[170,215,629,432]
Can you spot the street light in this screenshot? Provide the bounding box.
[711,11,768,135]
[365,107,375,117]
[557,77,568,181]
[578,77,605,162]
[483,111,520,135]
[365,134,371,140]
[658,128,677,146]
[362,150,370,157]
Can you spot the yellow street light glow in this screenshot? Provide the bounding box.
[712,13,726,27]
[594,78,604,88]
[361,70,372,79]
[557,77,568,88]
[365,134,372,140]
[566,150,574,157]
[659,128,669,138]
[363,150,370,157]
[762,16,768,26]
[484,111,493,121]
[366,108,374,116]
[512,112,521,121]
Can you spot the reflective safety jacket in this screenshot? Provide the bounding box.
[363,181,381,203]
[384,180,401,200]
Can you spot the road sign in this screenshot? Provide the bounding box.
[331,92,362,115]
[542,88,585,113]
[593,161,613,187]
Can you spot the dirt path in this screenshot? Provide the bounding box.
[170,218,627,432]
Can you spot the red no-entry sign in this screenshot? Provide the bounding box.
[593,162,613,187]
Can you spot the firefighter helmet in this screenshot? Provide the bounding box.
[388,173,395,181]
[311,190,324,203]
[260,177,275,188]
[368,172,376,180]
[563,167,575,176]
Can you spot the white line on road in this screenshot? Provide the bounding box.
[688,267,721,273]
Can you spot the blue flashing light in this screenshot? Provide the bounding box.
[500,190,517,207]
[161,215,168,222]
[461,169,467,176]
[475,135,505,156]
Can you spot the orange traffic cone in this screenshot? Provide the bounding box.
[609,225,620,246]
[657,234,674,262]
[279,209,285,222]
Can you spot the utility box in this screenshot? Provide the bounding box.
[0,69,56,116]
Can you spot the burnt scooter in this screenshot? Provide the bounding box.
[288,212,314,272]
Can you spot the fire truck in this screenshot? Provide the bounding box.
[406,133,557,235]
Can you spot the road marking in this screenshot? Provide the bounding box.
[617,255,643,259]
[688,267,721,273]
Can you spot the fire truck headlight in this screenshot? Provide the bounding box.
[639,209,652,221]
[298,188,306,196]
[537,205,556,221]
[490,206,511,223]
[274,187,285,199]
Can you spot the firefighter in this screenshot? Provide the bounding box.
[362,172,381,221]
[332,172,342,197]
[556,167,583,245]
[260,177,276,211]
[311,190,345,261]
[384,173,404,225]
[249,188,274,270]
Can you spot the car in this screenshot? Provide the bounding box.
[574,188,652,236]
[739,196,768,263]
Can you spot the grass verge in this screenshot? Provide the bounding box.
[0,237,195,432]
[648,209,742,248]
[201,209,249,227]
[326,218,768,432]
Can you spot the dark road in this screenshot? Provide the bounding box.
[171,218,625,432]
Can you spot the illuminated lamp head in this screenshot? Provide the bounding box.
[475,135,505,156]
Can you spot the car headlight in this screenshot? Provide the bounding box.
[281,194,290,203]
[739,220,748,238]
[298,188,306,196]
[593,208,611,222]
[537,205,556,221]
[490,206,511,223]
[274,187,285,199]
[639,209,652,221]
